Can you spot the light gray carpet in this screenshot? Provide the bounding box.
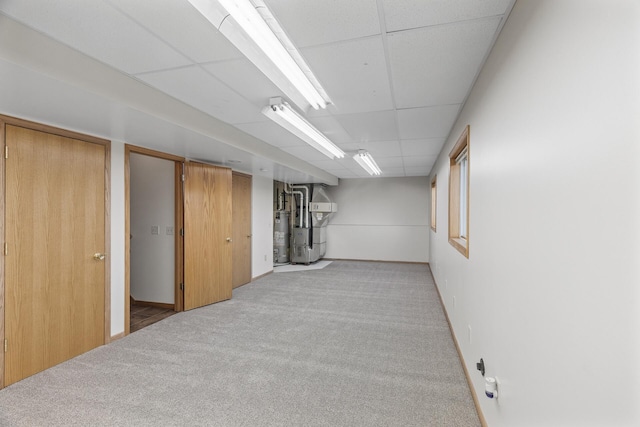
[273,260,332,273]
[0,261,480,426]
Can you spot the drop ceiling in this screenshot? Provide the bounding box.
[0,0,515,184]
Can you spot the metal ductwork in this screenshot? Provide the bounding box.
[273,182,337,266]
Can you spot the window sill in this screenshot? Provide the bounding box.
[449,237,468,258]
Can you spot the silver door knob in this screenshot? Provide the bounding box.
[93,253,106,261]
[226,237,232,242]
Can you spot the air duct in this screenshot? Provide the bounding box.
[290,184,337,265]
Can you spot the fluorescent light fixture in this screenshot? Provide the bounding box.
[353,150,382,175]
[263,98,345,159]
[188,0,330,110]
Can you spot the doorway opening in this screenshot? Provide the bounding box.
[125,147,240,334]
[130,303,176,333]
[125,146,184,334]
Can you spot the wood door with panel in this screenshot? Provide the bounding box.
[183,162,232,310]
[3,124,106,387]
[232,172,252,288]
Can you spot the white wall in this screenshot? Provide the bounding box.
[129,153,175,304]
[251,175,274,278]
[110,141,126,337]
[325,177,429,263]
[429,1,640,426]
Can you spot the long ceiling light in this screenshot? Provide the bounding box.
[353,150,382,175]
[187,0,330,111]
[263,98,345,159]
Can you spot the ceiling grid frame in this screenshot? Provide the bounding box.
[0,0,517,181]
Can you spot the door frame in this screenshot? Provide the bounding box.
[0,115,111,388]
[124,145,185,335]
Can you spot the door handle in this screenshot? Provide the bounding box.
[93,253,106,261]
[246,234,251,238]
[226,238,232,242]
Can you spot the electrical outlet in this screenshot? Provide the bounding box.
[166,226,174,235]
[151,225,159,235]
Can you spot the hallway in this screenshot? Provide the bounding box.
[0,261,478,426]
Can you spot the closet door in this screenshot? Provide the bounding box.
[4,124,106,386]
[232,172,252,288]
[183,162,232,310]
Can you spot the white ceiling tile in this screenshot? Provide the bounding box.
[374,156,404,168]
[137,66,261,124]
[0,0,190,74]
[334,111,399,142]
[264,0,380,47]
[404,168,431,177]
[302,37,394,114]
[403,155,438,168]
[363,141,402,157]
[347,168,375,178]
[0,0,511,183]
[380,168,408,177]
[382,0,513,32]
[203,59,281,109]
[0,52,328,183]
[397,105,461,139]
[306,116,354,145]
[401,138,446,156]
[388,17,502,108]
[107,0,242,64]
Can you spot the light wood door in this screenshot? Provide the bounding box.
[183,162,232,310]
[4,125,106,386]
[232,172,252,288]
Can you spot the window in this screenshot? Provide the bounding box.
[448,125,470,257]
[430,176,437,231]
[457,148,468,239]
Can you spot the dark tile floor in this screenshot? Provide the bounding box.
[130,304,176,333]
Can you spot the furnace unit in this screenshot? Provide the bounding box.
[290,184,337,265]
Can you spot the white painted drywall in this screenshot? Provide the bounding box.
[251,175,274,278]
[129,153,175,304]
[110,141,126,337]
[429,1,640,425]
[325,177,429,262]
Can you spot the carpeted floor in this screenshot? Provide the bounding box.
[273,259,332,273]
[0,261,480,426]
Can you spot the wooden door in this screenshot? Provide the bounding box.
[4,125,106,386]
[232,172,252,288]
[183,162,232,310]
